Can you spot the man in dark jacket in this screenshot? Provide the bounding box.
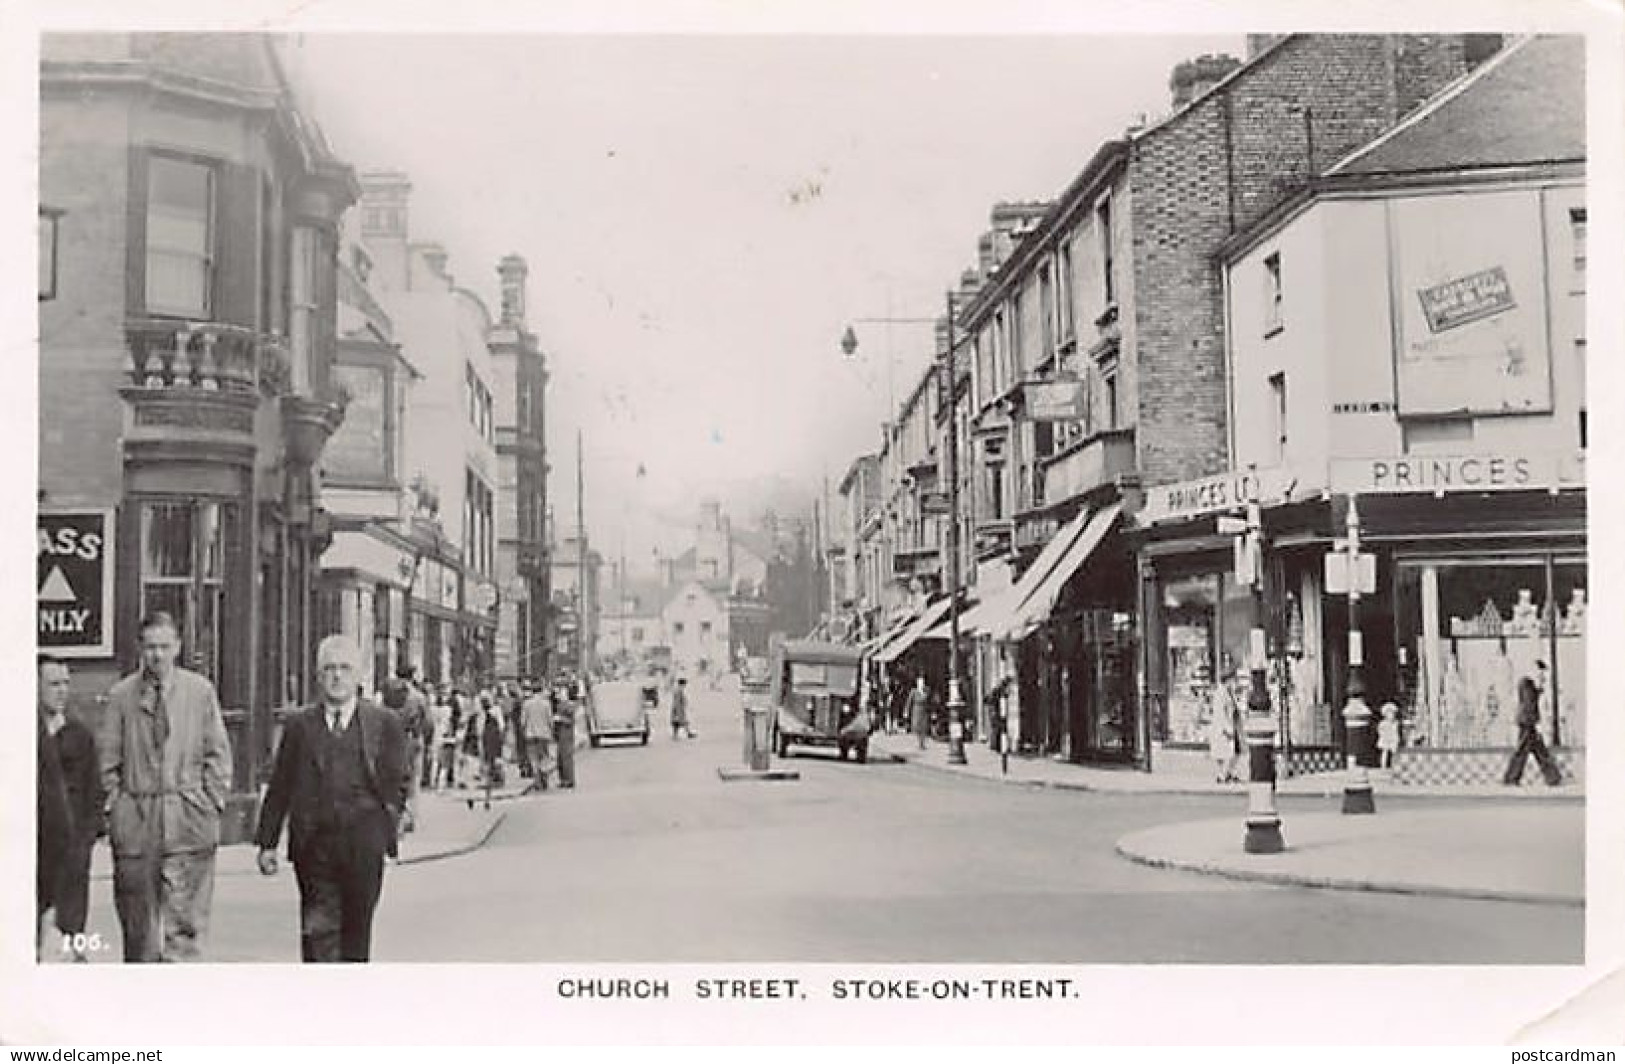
[39,655,102,961]
[255,635,409,962]
[37,689,72,962]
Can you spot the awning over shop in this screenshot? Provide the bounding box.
[957,585,1017,638]
[865,610,919,664]
[919,595,978,642]
[996,501,1124,642]
[873,595,955,664]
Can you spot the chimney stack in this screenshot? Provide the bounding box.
[1169,53,1241,110]
[359,170,412,291]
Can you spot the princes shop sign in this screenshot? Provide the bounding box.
[1136,467,1296,526]
[1330,451,1586,494]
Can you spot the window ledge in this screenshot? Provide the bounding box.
[1264,322,1284,339]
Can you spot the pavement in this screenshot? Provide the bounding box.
[870,730,1584,906]
[89,780,527,881]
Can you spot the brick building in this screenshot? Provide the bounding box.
[38,34,357,833]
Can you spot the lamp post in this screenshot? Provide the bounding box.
[1240,502,1283,852]
[1340,494,1376,815]
[940,290,969,766]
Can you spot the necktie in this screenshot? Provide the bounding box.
[152,681,170,750]
[329,709,341,733]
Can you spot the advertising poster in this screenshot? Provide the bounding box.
[1390,190,1552,416]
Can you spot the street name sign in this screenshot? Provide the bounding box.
[1324,550,1376,596]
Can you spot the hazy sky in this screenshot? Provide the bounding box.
[299,32,1244,562]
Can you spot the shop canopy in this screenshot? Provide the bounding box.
[957,584,1018,638]
[864,610,920,664]
[873,595,955,664]
[993,501,1124,643]
[918,594,979,642]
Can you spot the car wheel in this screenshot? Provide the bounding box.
[776,730,790,758]
[589,735,601,749]
[640,730,649,746]
[838,743,850,761]
[856,741,869,764]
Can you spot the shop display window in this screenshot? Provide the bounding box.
[1162,574,1217,745]
[1399,558,1585,749]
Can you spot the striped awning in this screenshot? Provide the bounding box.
[995,501,1124,642]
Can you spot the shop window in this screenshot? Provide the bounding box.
[145,155,215,318]
[139,499,238,688]
[1397,559,1584,750]
[1161,573,1219,745]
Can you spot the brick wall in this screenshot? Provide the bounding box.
[38,98,131,508]
[1127,34,1470,489]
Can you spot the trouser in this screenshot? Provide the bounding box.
[112,848,216,963]
[1504,728,1562,785]
[437,743,457,787]
[420,739,436,789]
[53,837,95,936]
[403,739,422,825]
[525,739,552,788]
[293,833,386,963]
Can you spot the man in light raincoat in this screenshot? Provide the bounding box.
[97,611,232,962]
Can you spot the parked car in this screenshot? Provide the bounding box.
[586,679,652,747]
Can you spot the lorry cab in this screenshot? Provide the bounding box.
[770,639,870,762]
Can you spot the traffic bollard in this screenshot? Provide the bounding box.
[1242,708,1285,853]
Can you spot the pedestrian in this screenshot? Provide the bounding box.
[906,675,933,751]
[458,690,481,788]
[1503,673,1563,786]
[428,687,454,792]
[1377,702,1401,770]
[36,664,74,963]
[254,634,409,963]
[39,655,102,962]
[398,666,434,790]
[670,677,696,739]
[478,694,505,808]
[97,611,232,963]
[521,684,554,792]
[553,681,578,789]
[382,677,426,834]
[1206,670,1241,783]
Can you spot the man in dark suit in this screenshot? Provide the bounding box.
[255,634,408,962]
[39,654,103,961]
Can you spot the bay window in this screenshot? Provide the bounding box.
[139,499,240,688]
[289,226,319,393]
[145,156,215,318]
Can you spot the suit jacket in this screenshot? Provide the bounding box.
[53,716,103,847]
[255,700,408,864]
[37,717,72,909]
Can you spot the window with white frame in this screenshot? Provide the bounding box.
[145,155,215,318]
[1058,240,1076,342]
[1039,263,1055,355]
[1263,252,1283,334]
[289,226,319,392]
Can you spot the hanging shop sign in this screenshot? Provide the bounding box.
[38,509,115,657]
[1023,377,1088,422]
[1135,466,1297,526]
[1324,550,1377,596]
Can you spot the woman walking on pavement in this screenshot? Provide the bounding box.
[908,675,931,751]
